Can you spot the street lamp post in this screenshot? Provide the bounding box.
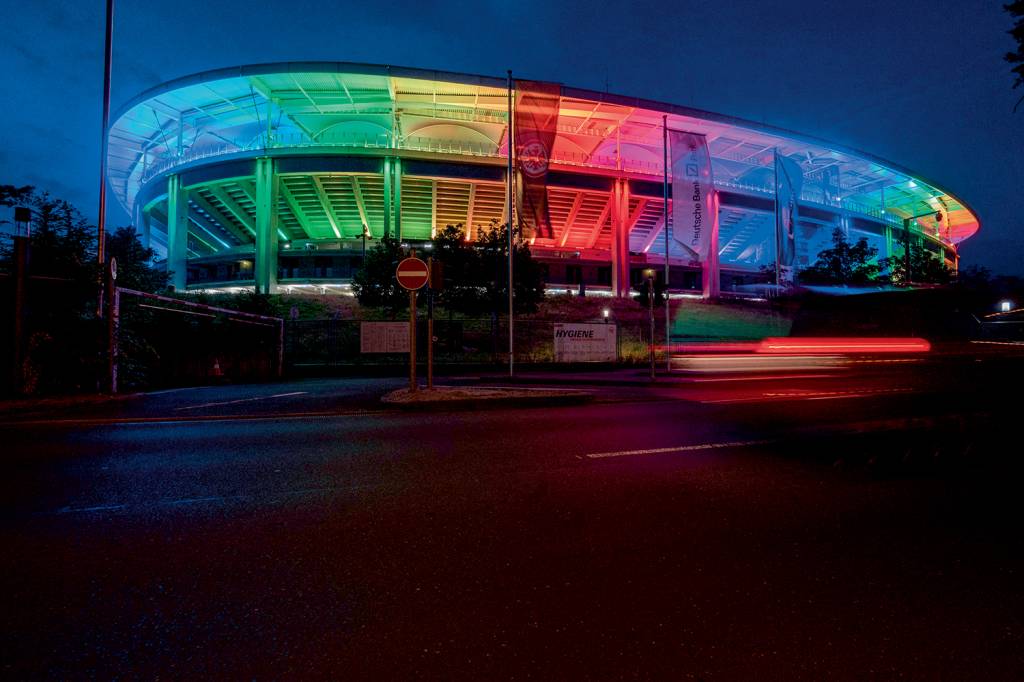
[361,224,371,263]
[900,210,942,285]
[644,268,656,380]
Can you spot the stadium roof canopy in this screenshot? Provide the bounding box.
[107,62,979,245]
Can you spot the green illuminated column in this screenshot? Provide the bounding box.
[883,223,893,263]
[135,200,151,248]
[254,157,279,294]
[141,210,151,249]
[166,174,189,291]
[383,157,392,238]
[393,156,402,241]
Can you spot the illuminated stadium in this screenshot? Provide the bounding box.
[106,62,980,295]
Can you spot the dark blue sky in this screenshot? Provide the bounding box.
[2,0,1021,274]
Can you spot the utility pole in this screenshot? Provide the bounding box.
[506,70,514,378]
[662,115,671,372]
[96,0,114,316]
[645,269,655,381]
[12,207,31,394]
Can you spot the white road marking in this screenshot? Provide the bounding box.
[583,439,772,459]
[174,391,307,411]
[55,504,125,514]
[703,387,913,404]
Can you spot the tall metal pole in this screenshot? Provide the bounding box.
[903,218,912,286]
[647,273,655,381]
[506,70,514,378]
[97,0,114,312]
[773,149,781,289]
[663,115,671,372]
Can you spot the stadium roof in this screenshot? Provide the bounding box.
[107,61,979,245]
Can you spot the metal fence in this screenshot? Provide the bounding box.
[285,318,663,368]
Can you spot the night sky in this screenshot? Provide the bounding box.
[1,0,1021,275]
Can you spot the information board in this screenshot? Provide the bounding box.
[360,322,410,353]
[553,323,617,362]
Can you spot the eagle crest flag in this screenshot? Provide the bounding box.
[514,80,560,239]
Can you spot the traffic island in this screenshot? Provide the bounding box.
[381,385,593,411]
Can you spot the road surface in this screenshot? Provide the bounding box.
[2,353,1023,678]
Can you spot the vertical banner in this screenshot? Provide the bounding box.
[669,130,719,297]
[775,151,804,285]
[514,80,560,239]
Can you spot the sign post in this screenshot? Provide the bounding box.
[644,268,655,381]
[106,257,119,394]
[426,257,434,390]
[396,254,430,391]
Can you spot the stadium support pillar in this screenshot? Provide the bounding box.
[383,157,393,238]
[611,179,631,297]
[254,157,279,294]
[883,222,894,266]
[393,156,402,241]
[166,174,189,291]
[141,209,151,249]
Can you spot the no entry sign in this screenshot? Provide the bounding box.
[396,257,429,290]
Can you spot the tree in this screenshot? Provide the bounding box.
[1,186,171,394]
[106,225,169,293]
[0,184,33,211]
[334,221,547,318]
[475,221,546,315]
[882,241,955,286]
[430,224,489,316]
[1007,0,1024,111]
[351,235,409,317]
[798,228,882,286]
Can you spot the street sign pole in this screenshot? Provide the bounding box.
[106,258,119,394]
[409,249,417,392]
[427,256,434,390]
[395,252,430,392]
[409,288,417,391]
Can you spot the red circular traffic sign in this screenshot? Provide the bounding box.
[396,257,429,290]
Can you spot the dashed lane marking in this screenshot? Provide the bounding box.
[581,439,773,460]
[703,387,914,404]
[174,391,307,411]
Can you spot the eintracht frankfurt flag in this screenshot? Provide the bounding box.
[775,151,804,283]
[669,130,718,261]
[514,80,560,239]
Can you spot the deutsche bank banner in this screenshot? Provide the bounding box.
[360,322,409,353]
[553,323,617,363]
[669,130,717,260]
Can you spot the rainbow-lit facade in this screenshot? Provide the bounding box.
[107,62,979,295]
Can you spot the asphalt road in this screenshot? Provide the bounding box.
[3,354,1024,679]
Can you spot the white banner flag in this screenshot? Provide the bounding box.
[669,130,718,261]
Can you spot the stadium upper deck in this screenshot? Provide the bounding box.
[107,62,978,293]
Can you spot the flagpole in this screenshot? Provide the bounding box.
[773,148,781,289]
[507,70,514,378]
[662,115,670,372]
[96,0,114,317]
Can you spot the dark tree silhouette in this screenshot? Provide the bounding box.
[798,228,882,286]
[1007,0,1024,111]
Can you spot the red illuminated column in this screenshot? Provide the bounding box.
[611,179,631,297]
